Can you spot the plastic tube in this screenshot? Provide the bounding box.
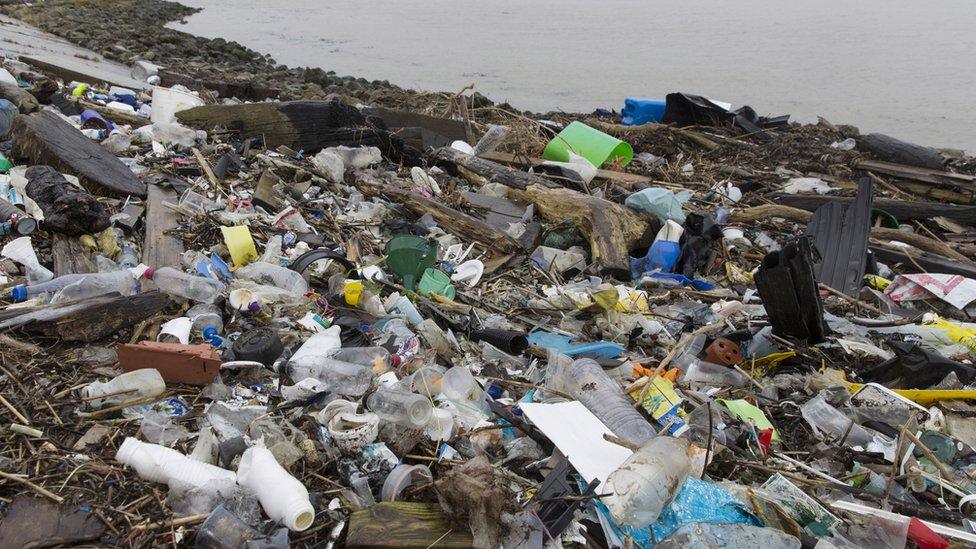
[237,446,315,532]
[115,437,236,489]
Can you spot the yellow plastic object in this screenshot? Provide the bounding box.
[628,375,686,434]
[343,280,363,306]
[845,383,976,407]
[922,314,976,353]
[71,83,88,97]
[749,351,797,377]
[78,234,98,250]
[97,228,121,259]
[220,225,258,267]
[864,274,891,291]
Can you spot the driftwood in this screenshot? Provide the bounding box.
[854,159,976,192]
[158,69,279,101]
[0,81,39,113]
[1,292,172,342]
[142,185,184,270]
[25,165,111,235]
[479,151,655,190]
[51,234,96,277]
[177,100,418,163]
[346,502,473,548]
[434,148,650,277]
[11,111,146,198]
[770,193,976,225]
[731,204,972,264]
[354,174,519,253]
[514,184,650,278]
[432,147,560,190]
[857,133,945,170]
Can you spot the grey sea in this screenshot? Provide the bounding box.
[174,0,976,152]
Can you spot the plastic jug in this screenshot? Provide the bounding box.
[237,446,315,532]
[621,97,667,126]
[603,436,693,527]
[82,368,166,408]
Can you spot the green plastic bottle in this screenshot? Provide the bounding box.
[0,152,12,174]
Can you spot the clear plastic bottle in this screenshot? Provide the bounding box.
[235,262,308,294]
[187,303,224,345]
[440,367,490,414]
[801,395,875,447]
[366,387,432,429]
[117,243,140,269]
[12,271,134,302]
[82,368,166,408]
[562,358,657,446]
[147,266,225,303]
[332,347,396,371]
[603,436,693,527]
[50,270,140,303]
[287,355,373,397]
[472,125,509,156]
[378,318,420,359]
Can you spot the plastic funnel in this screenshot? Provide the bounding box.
[384,235,438,291]
[543,121,633,168]
[1,236,53,283]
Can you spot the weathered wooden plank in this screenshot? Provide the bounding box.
[480,150,655,190]
[30,292,173,342]
[432,147,559,190]
[346,502,473,548]
[11,110,146,198]
[770,193,976,225]
[51,234,96,277]
[142,185,184,269]
[854,158,976,191]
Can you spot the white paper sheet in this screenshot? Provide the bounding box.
[520,401,632,486]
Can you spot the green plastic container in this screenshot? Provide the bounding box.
[384,235,438,291]
[543,121,634,168]
[418,268,455,300]
[0,152,12,174]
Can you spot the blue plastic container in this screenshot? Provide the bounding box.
[621,97,667,126]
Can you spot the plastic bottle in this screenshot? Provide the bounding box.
[49,270,140,303]
[147,266,225,303]
[236,446,315,532]
[235,262,308,294]
[194,505,264,549]
[332,346,397,371]
[603,436,693,527]
[117,243,140,269]
[366,387,432,429]
[562,358,657,446]
[287,355,373,397]
[12,273,109,302]
[82,368,166,408]
[472,125,509,156]
[378,319,420,359]
[187,303,224,346]
[440,367,490,414]
[801,395,875,448]
[115,437,236,490]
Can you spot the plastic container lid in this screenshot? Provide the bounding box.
[11,285,26,302]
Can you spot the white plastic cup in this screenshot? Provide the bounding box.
[157,317,193,344]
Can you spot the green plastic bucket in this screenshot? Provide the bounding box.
[543,121,634,168]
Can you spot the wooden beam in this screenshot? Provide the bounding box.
[432,147,559,190]
[51,234,96,277]
[479,150,654,190]
[10,111,146,198]
[142,186,184,269]
[346,502,473,548]
[854,159,976,192]
[28,292,173,342]
[770,193,976,225]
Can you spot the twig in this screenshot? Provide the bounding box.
[0,470,64,503]
[0,394,30,425]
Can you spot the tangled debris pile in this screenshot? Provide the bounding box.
[3,10,976,549]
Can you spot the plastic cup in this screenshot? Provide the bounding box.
[543,121,634,168]
[157,316,193,344]
[417,268,455,299]
[392,295,423,326]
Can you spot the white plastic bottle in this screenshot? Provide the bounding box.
[366,387,432,429]
[603,436,693,527]
[147,266,225,303]
[50,270,139,303]
[235,262,308,294]
[237,446,315,532]
[115,437,236,489]
[82,369,166,408]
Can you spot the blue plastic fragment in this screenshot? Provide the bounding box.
[621,97,667,126]
[527,331,625,358]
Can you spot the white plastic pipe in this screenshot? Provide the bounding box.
[115,437,236,489]
[237,446,315,531]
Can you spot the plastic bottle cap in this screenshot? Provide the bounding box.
[11,285,27,302]
[203,326,218,340]
[143,267,155,279]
